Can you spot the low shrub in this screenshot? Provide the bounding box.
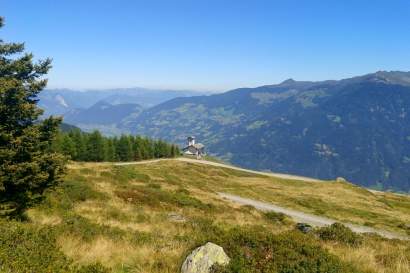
[264,211,287,223]
[62,178,106,203]
[173,191,209,209]
[0,220,72,272]
[316,222,363,247]
[112,166,151,184]
[37,178,107,214]
[115,186,213,210]
[210,226,361,273]
[0,220,110,273]
[58,215,126,242]
[239,204,255,212]
[397,222,410,235]
[76,263,111,273]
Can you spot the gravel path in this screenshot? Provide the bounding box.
[219,193,408,240]
[115,158,408,240]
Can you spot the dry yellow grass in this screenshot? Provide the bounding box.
[141,160,409,233]
[26,209,62,226]
[223,176,410,231]
[325,240,410,273]
[27,160,409,273]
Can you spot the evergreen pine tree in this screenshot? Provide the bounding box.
[0,17,65,217]
[132,136,143,160]
[104,138,116,162]
[86,131,105,161]
[60,134,77,159]
[145,138,155,159]
[69,129,86,161]
[116,135,132,161]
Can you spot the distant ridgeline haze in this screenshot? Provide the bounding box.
[120,71,410,192]
[39,88,209,136]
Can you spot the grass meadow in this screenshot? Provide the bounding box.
[1,160,409,272]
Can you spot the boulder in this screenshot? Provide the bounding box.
[181,242,230,273]
[336,177,347,182]
[296,222,313,233]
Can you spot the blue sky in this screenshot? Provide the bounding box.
[1,0,410,91]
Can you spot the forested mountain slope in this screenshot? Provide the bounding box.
[122,71,410,191]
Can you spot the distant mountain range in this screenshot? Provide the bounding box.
[39,87,210,115]
[39,88,209,135]
[39,72,410,191]
[115,71,410,192]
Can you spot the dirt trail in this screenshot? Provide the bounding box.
[115,158,408,240]
[219,193,409,240]
[115,158,321,182]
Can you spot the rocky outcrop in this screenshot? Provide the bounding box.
[181,242,230,273]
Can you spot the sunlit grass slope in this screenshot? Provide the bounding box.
[1,160,409,273]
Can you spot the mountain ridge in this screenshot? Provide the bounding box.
[121,71,410,191]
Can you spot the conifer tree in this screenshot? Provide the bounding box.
[69,129,86,161]
[116,135,132,161]
[60,134,76,159]
[54,128,178,163]
[86,131,105,161]
[0,17,65,217]
[104,138,116,162]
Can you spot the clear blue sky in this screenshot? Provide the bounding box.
[1,0,410,91]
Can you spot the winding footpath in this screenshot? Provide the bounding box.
[218,193,408,240]
[115,158,408,240]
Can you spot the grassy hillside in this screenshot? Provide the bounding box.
[1,160,409,273]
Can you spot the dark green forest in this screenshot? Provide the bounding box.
[53,129,180,162]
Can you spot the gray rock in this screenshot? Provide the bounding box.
[296,222,313,233]
[181,242,230,273]
[336,177,347,182]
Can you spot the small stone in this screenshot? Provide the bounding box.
[181,242,230,273]
[296,222,313,233]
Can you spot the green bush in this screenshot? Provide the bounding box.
[112,166,151,184]
[317,222,363,247]
[37,177,107,214]
[0,220,72,273]
[208,226,361,273]
[0,220,110,273]
[58,215,125,242]
[62,178,106,203]
[76,263,111,273]
[115,186,213,211]
[264,211,287,223]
